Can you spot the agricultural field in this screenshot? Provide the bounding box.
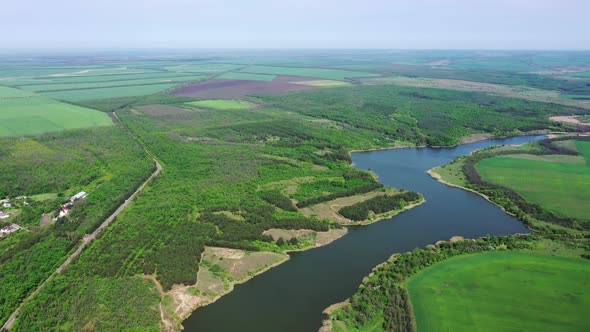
[0,86,112,137]
[240,65,379,80]
[216,72,276,81]
[172,76,322,99]
[17,75,205,92]
[186,99,254,110]
[41,83,177,101]
[407,251,590,332]
[476,140,590,220]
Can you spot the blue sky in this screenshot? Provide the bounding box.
[2,0,588,49]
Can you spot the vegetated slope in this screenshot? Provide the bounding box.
[12,102,385,331]
[408,251,590,332]
[0,126,153,325]
[261,85,582,146]
[0,86,112,137]
[476,140,590,220]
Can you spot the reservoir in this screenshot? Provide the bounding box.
[183,135,543,332]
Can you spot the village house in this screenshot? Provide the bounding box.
[0,211,9,219]
[54,192,88,221]
[0,224,20,235]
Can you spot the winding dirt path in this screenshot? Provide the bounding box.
[1,112,162,331]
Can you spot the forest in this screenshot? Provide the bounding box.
[0,126,153,325]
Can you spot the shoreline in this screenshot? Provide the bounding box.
[174,133,544,331]
[169,228,349,331]
[345,198,426,226]
[426,168,519,218]
[172,199,426,330]
[349,131,551,158]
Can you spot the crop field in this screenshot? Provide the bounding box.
[17,75,205,92]
[0,87,112,137]
[172,76,320,99]
[41,83,177,101]
[7,71,203,85]
[216,72,276,81]
[239,65,379,80]
[476,140,590,220]
[163,64,243,73]
[186,99,254,110]
[407,251,590,332]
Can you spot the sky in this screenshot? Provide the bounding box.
[1,0,589,49]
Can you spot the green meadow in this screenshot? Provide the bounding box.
[186,99,254,110]
[407,251,590,332]
[476,141,590,220]
[0,86,112,137]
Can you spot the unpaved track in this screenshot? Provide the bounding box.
[1,112,162,331]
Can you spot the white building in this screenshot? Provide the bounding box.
[70,191,88,202]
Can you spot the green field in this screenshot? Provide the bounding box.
[476,141,590,220]
[186,99,254,110]
[240,65,379,80]
[0,87,112,137]
[407,251,590,332]
[164,64,243,73]
[18,75,204,92]
[40,83,176,101]
[216,72,276,81]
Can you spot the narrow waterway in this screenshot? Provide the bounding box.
[183,135,543,332]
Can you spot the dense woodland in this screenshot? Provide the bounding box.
[261,85,580,146]
[0,127,153,325]
[339,191,421,221]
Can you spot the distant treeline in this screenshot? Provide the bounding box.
[339,191,421,221]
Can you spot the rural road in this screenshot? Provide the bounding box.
[1,112,162,331]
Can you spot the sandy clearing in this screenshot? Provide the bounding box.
[299,188,398,223]
[263,228,315,241]
[550,116,581,124]
[550,116,590,126]
[460,133,493,144]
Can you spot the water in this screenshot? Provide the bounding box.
[183,135,544,332]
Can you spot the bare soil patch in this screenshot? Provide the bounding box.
[550,116,590,126]
[171,76,320,99]
[263,228,315,241]
[300,188,397,223]
[460,133,493,144]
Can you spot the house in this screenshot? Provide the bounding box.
[70,191,88,202]
[0,224,20,235]
[0,211,9,219]
[2,201,11,208]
